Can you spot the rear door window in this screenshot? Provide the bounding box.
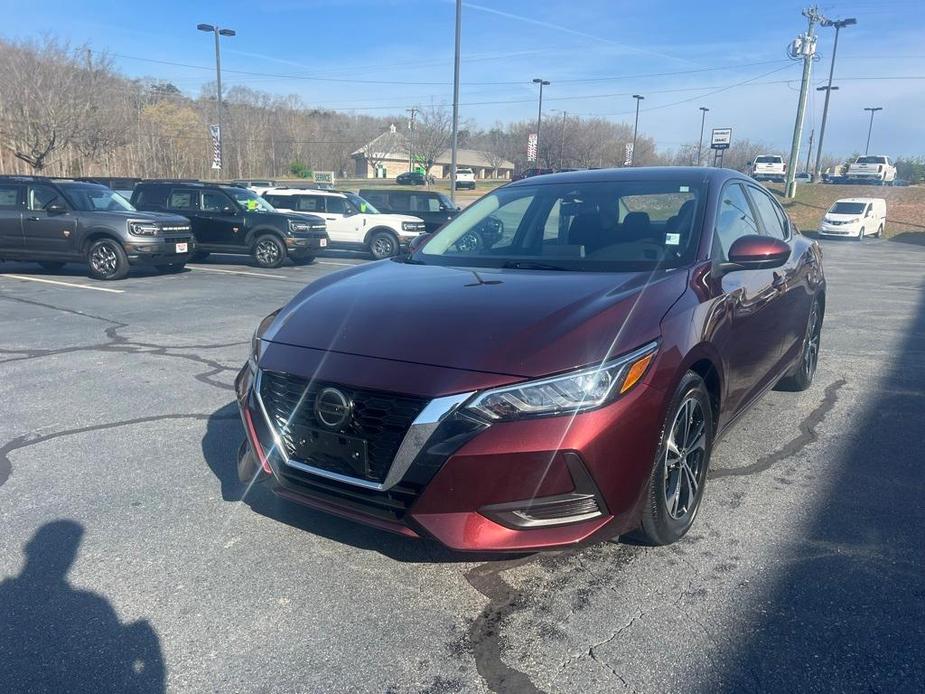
[0,184,21,208]
[388,191,411,211]
[168,189,199,210]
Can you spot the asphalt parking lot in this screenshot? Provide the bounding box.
[1,239,923,693]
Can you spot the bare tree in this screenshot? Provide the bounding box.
[410,105,452,172]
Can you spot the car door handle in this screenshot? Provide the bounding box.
[325,217,337,221]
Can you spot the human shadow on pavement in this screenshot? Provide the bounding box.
[0,520,165,693]
[201,404,529,564]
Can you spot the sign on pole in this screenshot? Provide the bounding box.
[526,133,538,162]
[313,171,335,185]
[710,127,732,150]
[624,142,634,167]
[209,124,222,170]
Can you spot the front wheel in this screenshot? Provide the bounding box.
[856,227,865,241]
[87,239,129,281]
[877,224,884,238]
[253,235,286,268]
[289,255,315,266]
[638,373,714,546]
[157,263,186,274]
[368,231,399,259]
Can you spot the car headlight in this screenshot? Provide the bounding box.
[249,309,281,370]
[129,221,160,236]
[463,342,658,421]
[402,221,426,232]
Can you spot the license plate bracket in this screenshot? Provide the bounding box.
[285,426,370,479]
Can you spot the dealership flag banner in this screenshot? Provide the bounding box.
[527,133,537,162]
[209,125,222,170]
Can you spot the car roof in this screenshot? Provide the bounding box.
[834,197,884,204]
[264,187,343,197]
[506,166,743,187]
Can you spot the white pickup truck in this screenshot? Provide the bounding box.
[751,155,787,183]
[845,155,896,186]
[454,167,476,190]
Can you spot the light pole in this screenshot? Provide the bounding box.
[813,17,856,180]
[864,107,882,155]
[449,0,462,202]
[532,78,550,166]
[631,94,644,166]
[197,23,236,174]
[697,106,709,166]
[550,110,569,169]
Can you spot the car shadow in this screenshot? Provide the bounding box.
[710,287,925,689]
[0,520,165,692]
[201,403,529,564]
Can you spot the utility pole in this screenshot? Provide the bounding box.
[805,128,814,174]
[449,0,462,203]
[532,78,550,165]
[813,17,856,180]
[558,111,568,169]
[697,106,709,166]
[197,24,236,176]
[406,107,418,172]
[784,6,822,198]
[864,107,882,154]
[631,94,644,166]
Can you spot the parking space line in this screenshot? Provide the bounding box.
[318,261,361,267]
[1,274,125,293]
[188,266,287,279]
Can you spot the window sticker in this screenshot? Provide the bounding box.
[679,186,690,193]
[665,232,681,246]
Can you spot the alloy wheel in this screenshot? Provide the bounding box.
[255,239,280,265]
[662,397,707,520]
[90,243,118,277]
[803,303,820,380]
[372,235,395,258]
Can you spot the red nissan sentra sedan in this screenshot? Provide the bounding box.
[236,167,825,551]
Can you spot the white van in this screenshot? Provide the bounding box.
[818,198,886,240]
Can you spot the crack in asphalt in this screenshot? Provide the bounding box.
[0,413,239,488]
[710,378,847,479]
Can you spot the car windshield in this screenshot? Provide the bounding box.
[228,187,275,212]
[344,192,379,214]
[830,202,866,214]
[855,156,886,164]
[59,182,135,211]
[417,179,702,272]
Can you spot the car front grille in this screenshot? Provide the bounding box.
[258,370,428,485]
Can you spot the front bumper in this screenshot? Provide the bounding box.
[124,236,196,265]
[818,224,862,238]
[235,361,665,552]
[285,232,329,255]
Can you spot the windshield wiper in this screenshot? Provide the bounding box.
[501,260,570,271]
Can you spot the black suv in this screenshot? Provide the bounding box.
[358,188,459,233]
[0,176,195,280]
[131,181,328,268]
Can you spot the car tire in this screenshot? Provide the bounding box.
[289,256,315,266]
[86,238,129,281]
[38,261,66,271]
[157,263,186,273]
[253,234,286,268]
[191,251,210,262]
[776,299,822,392]
[637,372,714,546]
[877,224,884,238]
[368,231,399,259]
[856,227,865,241]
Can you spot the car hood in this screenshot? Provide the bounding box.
[823,213,861,222]
[264,260,687,379]
[373,213,425,225]
[85,210,190,225]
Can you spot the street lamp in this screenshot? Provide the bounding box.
[697,106,710,166]
[197,23,236,173]
[533,78,550,165]
[864,106,883,155]
[813,17,856,180]
[631,94,644,166]
[550,109,569,169]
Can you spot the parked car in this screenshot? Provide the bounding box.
[231,179,277,196]
[512,168,554,181]
[76,177,141,199]
[237,167,826,551]
[751,155,787,182]
[845,156,897,186]
[454,167,476,190]
[817,197,886,240]
[131,181,327,268]
[794,172,813,183]
[395,171,431,186]
[358,188,459,233]
[0,176,194,281]
[262,188,426,259]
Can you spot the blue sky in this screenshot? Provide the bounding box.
[1,0,923,156]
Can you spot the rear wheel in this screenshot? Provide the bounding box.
[368,231,399,259]
[253,234,286,268]
[638,373,714,546]
[87,239,129,281]
[777,299,821,392]
[38,261,65,271]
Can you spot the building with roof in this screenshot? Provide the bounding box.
[351,125,514,180]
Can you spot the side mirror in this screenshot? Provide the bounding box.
[719,235,790,275]
[408,233,432,253]
[46,202,67,215]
